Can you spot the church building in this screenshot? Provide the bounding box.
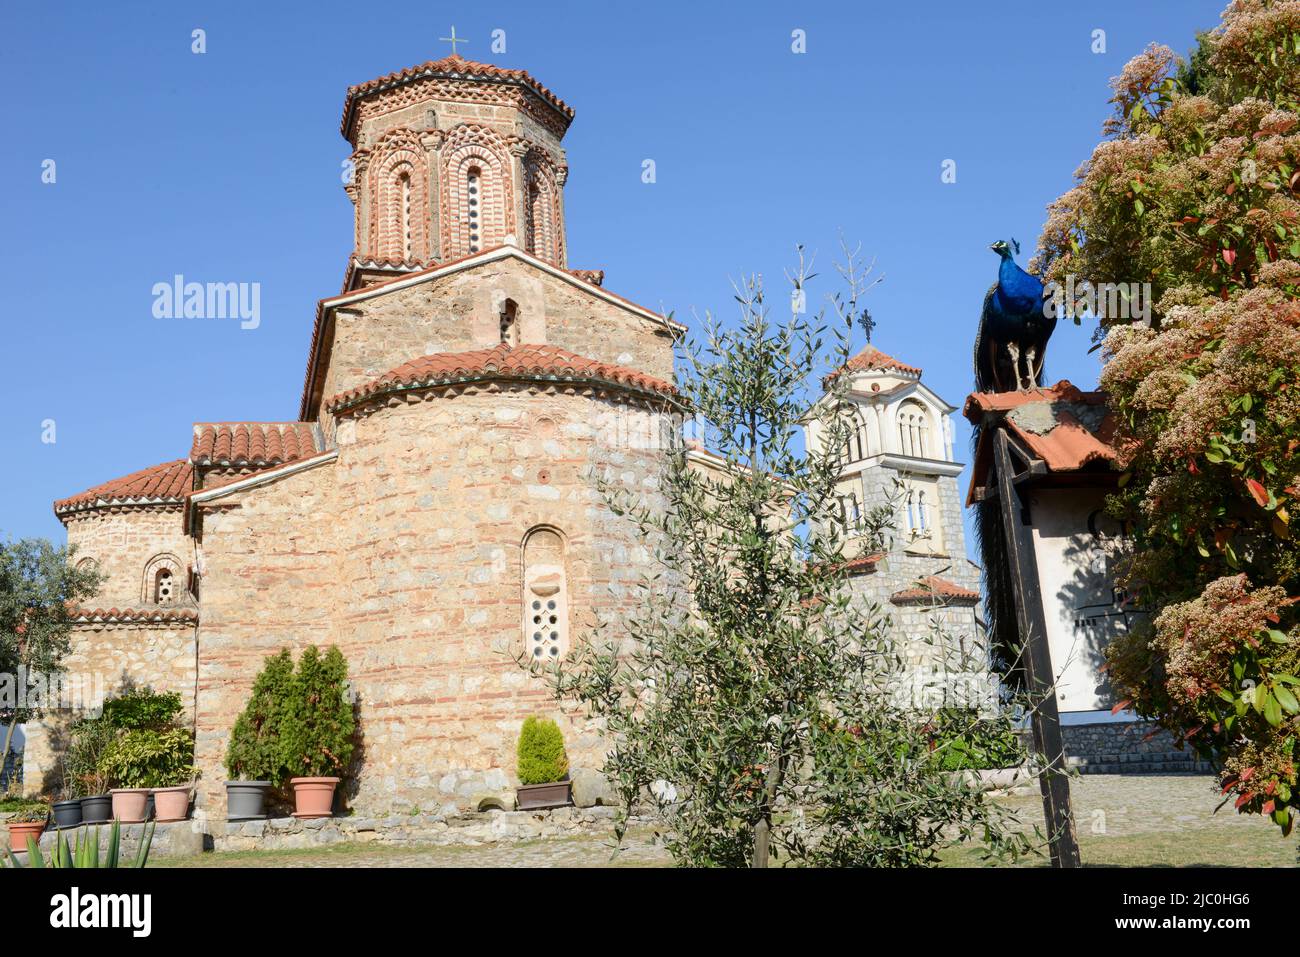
[29,55,985,817]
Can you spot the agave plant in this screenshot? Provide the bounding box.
[3,820,155,868]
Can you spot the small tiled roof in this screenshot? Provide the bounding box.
[569,269,604,287]
[71,607,199,625]
[341,54,574,140]
[964,381,1118,505]
[326,343,678,412]
[833,345,922,379]
[890,576,981,606]
[839,553,883,576]
[54,460,194,517]
[191,423,321,468]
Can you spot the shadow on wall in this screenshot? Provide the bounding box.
[1054,520,1149,709]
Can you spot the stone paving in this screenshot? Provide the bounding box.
[166,774,1284,867]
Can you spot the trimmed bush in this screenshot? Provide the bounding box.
[101,689,182,730]
[516,716,569,785]
[278,646,356,780]
[224,649,295,784]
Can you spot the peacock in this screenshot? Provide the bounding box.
[971,239,1058,687]
[973,239,1056,393]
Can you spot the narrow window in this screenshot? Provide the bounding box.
[400,172,412,260]
[523,528,568,660]
[466,166,482,253]
[918,490,929,530]
[155,566,175,604]
[499,298,518,347]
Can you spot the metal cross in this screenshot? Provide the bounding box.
[439,26,468,56]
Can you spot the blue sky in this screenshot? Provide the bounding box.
[0,0,1228,548]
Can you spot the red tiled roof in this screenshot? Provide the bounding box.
[54,460,194,517]
[341,54,574,141]
[326,343,678,412]
[964,381,1118,504]
[191,422,321,468]
[832,345,922,379]
[890,576,980,606]
[839,553,883,576]
[71,607,199,625]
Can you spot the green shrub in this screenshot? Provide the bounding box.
[101,689,182,730]
[224,649,295,784]
[100,727,197,789]
[278,646,356,781]
[516,716,569,785]
[926,709,1025,772]
[65,717,116,796]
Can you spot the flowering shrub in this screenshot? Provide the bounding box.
[1033,0,1300,834]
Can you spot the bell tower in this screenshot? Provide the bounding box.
[340,53,574,286]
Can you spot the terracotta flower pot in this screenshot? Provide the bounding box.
[152,786,191,822]
[110,788,150,823]
[7,820,46,849]
[290,777,339,819]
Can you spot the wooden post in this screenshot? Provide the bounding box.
[994,428,1081,868]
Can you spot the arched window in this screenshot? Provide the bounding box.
[466,165,482,253]
[897,401,930,458]
[369,130,430,262]
[499,298,519,347]
[142,553,184,606]
[523,152,563,264]
[917,490,929,530]
[442,130,511,259]
[523,527,568,661]
[903,488,916,531]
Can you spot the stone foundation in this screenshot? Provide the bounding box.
[213,805,638,853]
[1061,720,1214,774]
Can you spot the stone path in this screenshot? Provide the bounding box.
[168,774,1287,867]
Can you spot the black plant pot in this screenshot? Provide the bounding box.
[225,781,272,820]
[52,799,82,829]
[79,794,111,824]
[145,792,156,821]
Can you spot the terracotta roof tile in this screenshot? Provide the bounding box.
[341,54,573,141]
[71,607,199,625]
[838,553,882,576]
[890,576,980,605]
[569,268,604,287]
[831,345,922,380]
[54,460,193,516]
[965,380,1118,478]
[191,422,321,468]
[326,343,678,412]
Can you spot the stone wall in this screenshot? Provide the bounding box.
[21,619,198,797]
[1061,720,1214,774]
[63,506,195,609]
[191,384,673,821]
[313,257,676,430]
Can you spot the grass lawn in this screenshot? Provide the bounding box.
[152,775,1298,868]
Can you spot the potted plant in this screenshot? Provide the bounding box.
[98,691,195,824]
[152,773,197,823]
[51,766,82,830]
[223,649,294,820]
[66,716,113,824]
[280,646,356,818]
[515,716,572,810]
[5,802,49,848]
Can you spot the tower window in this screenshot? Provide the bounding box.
[467,167,481,252]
